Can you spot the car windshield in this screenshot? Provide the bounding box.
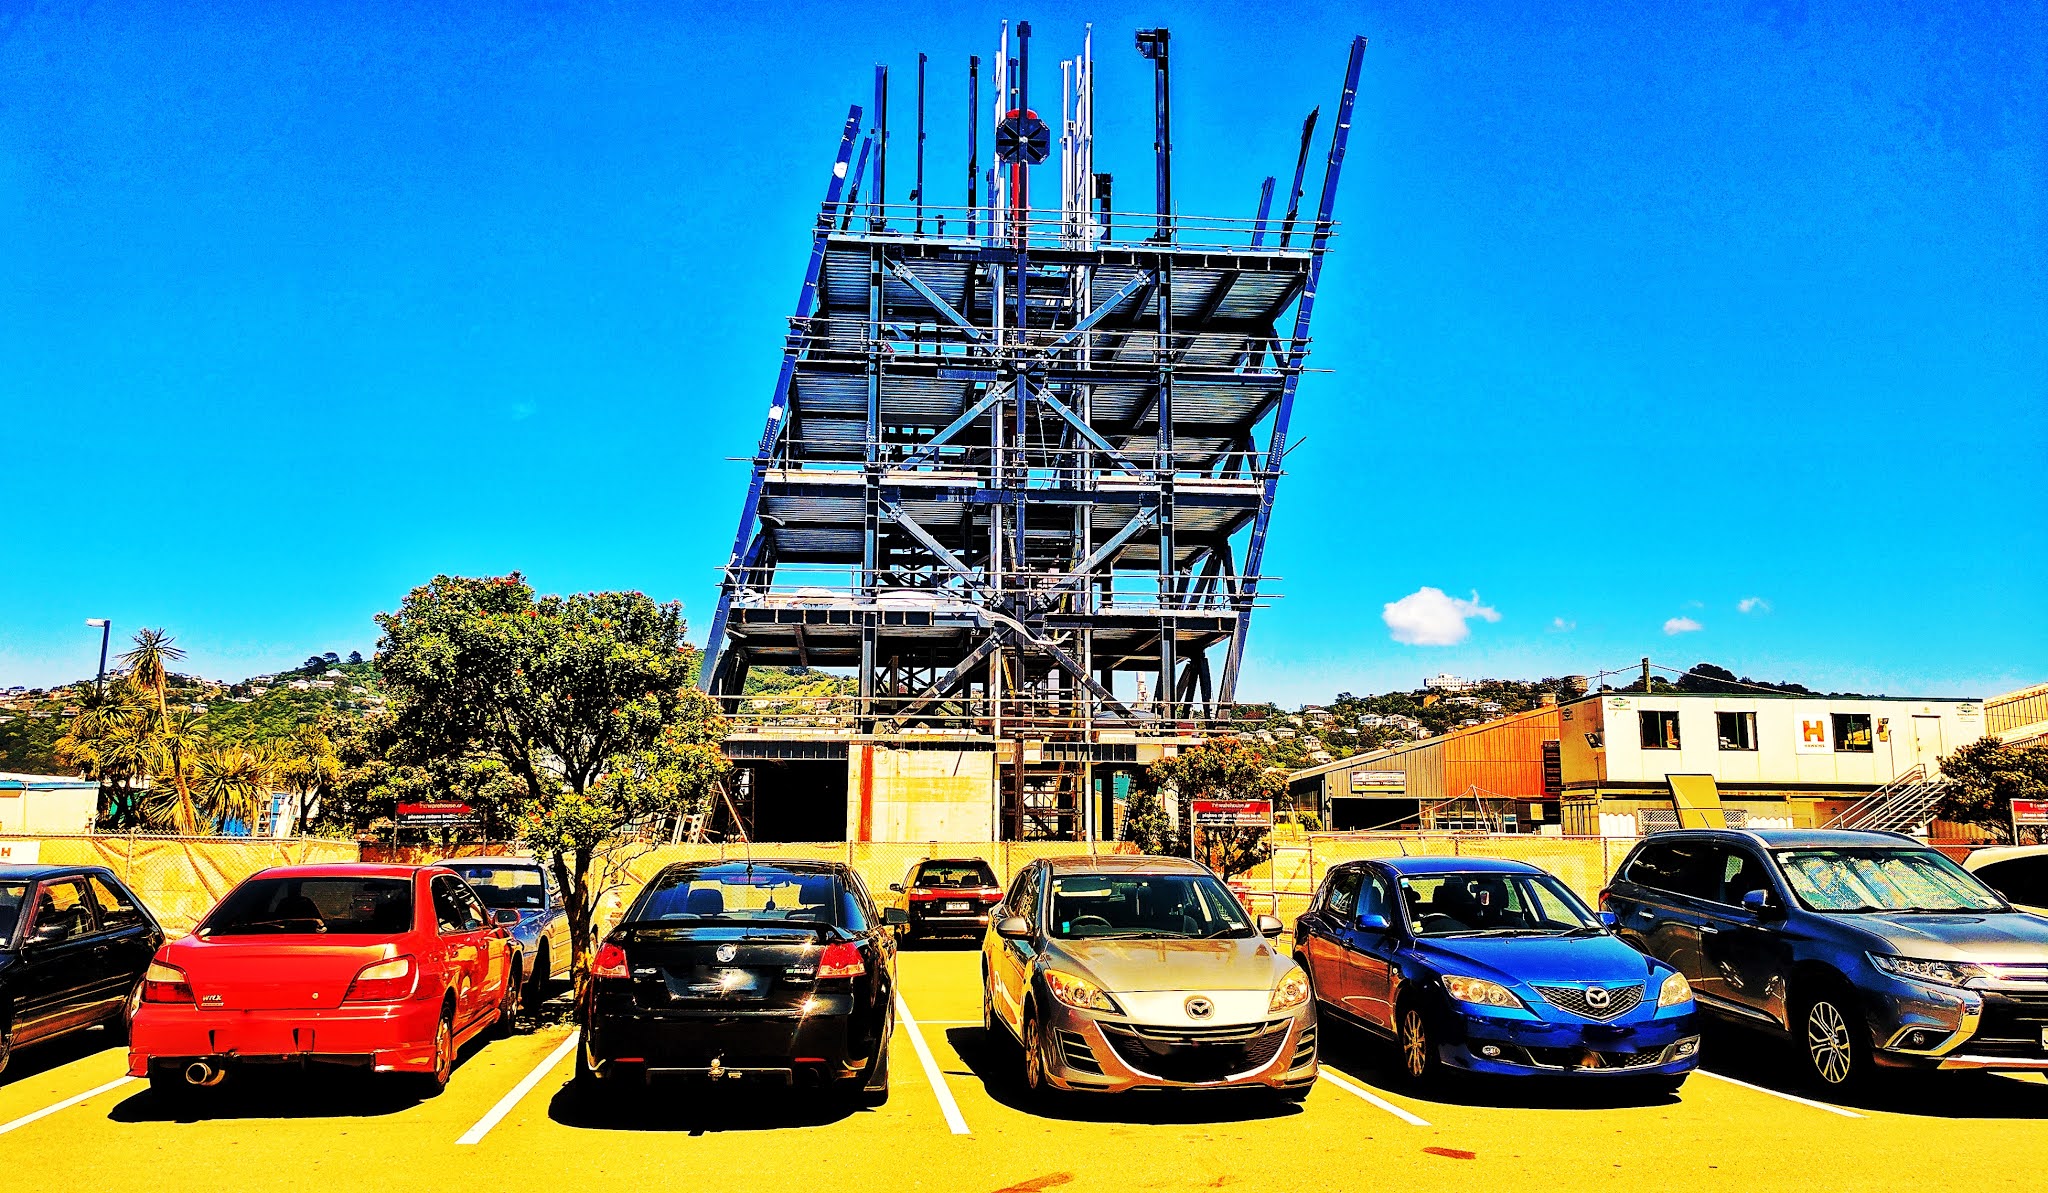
[201,877,414,936]
[1398,872,1600,937]
[1046,872,1252,940]
[1775,848,2008,913]
[914,861,997,888]
[444,864,546,911]
[0,882,27,949]
[638,866,850,927]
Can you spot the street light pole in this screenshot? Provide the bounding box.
[86,619,111,696]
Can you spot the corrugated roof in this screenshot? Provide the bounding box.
[0,772,97,791]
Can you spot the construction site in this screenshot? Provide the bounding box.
[695,23,1366,844]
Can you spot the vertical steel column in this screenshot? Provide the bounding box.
[699,106,864,692]
[1136,27,1176,719]
[861,243,884,725]
[870,65,889,229]
[1136,28,1172,241]
[1222,35,1367,702]
[915,53,927,234]
[967,56,979,238]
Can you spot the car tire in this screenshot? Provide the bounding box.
[524,944,550,1016]
[1395,1001,1442,1090]
[415,1009,455,1097]
[1795,985,1872,1092]
[1019,1007,1060,1108]
[490,966,520,1039]
[0,1013,12,1078]
[983,969,1009,1046]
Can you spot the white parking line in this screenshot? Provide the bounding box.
[1697,1069,1866,1118]
[0,1076,136,1137]
[1318,1068,1432,1126]
[457,1030,580,1145]
[894,993,970,1135]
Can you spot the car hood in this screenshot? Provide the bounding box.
[1415,933,1665,986]
[1839,911,2048,961]
[1048,935,1287,993]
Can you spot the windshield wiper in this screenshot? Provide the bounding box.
[1076,930,1188,940]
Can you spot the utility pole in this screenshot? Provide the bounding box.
[1641,656,1652,693]
[87,619,111,697]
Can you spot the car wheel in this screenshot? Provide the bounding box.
[1396,1003,1440,1089]
[1020,1008,1060,1107]
[0,1018,12,1078]
[855,1032,891,1107]
[416,1009,455,1097]
[982,969,1008,1044]
[491,966,520,1039]
[524,944,550,1016]
[1797,987,1871,1091]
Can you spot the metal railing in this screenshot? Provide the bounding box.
[825,202,1334,254]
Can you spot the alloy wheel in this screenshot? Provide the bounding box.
[1806,1000,1854,1085]
[1400,1010,1430,1079]
[1022,1015,1044,1091]
[432,1014,454,1087]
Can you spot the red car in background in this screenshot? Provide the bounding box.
[128,863,519,1099]
[885,857,1004,944]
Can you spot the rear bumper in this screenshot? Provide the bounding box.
[127,999,444,1077]
[906,907,995,936]
[584,994,876,1084]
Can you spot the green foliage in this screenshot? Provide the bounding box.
[1933,738,2048,834]
[1124,739,1286,879]
[372,572,730,998]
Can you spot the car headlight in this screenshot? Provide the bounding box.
[1441,975,1524,1009]
[1270,965,1311,1012]
[1870,954,1984,988]
[1657,970,1693,1008]
[1042,969,1121,1013]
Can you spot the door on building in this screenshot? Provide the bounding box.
[1910,716,1945,775]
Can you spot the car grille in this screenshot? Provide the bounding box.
[1966,993,2048,1057]
[1098,1020,1292,1084]
[1532,983,1644,1021]
[1515,1043,1671,1070]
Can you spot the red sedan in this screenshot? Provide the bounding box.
[128,863,518,1098]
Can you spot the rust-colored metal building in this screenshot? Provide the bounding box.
[1287,703,1565,831]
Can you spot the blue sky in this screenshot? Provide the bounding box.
[2,1,2042,704]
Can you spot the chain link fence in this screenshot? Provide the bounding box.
[0,833,361,935]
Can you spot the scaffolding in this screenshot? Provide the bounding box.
[700,22,1367,841]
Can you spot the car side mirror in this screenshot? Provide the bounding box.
[1257,914,1285,938]
[995,916,1032,940]
[1353,913,1391,932]
[884,907,909,926]
[1741,889,1782,918]
[889,883,904,893]
[1598,911,1618,928]
[491,908,520,927]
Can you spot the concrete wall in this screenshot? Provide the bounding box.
[849,743,996,842]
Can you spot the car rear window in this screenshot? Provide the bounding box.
[444,864,547,911]
[636,867,850,927]
[202,877,414,936]
[914,861,998,888]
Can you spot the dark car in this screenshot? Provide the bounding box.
[435,857,572,1013]
[1603,828,2048,1090]
[887,857,1002,943]
[1295,857,1699,1091]
[1,864,164,1077]
[578,859,906,1104]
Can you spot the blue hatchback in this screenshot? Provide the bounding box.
[1294,857,1701,1090]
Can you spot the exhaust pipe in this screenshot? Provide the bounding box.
[183,1061,226,1087]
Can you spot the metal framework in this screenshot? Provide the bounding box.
[701,24,1367,839]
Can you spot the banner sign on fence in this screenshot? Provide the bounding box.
[396,801,477,826]
[2013,800,2048,826]
[1349,769,1407,796]
[0,839,40,863]
[1192,799,1274,828]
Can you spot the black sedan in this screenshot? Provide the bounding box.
[2,863,164,1077]
[577,860,905,1104]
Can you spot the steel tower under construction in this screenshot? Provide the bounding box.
[699,22,1366,842]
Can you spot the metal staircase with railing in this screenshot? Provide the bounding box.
[1821,764,1949,835]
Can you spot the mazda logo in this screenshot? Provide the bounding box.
[1585,986,1611,1009]
[716,943,738,963]
[1185,996,1215,1020]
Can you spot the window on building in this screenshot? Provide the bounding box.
[1716,711,1757,751]
[1833,713,1874,753]
[1639,710,1681,750]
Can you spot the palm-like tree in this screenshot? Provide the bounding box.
[120,628,197,828]
[188,742,280,834]
[277,726,340,834]
[54,685,154,828]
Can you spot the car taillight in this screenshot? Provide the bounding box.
[591,941,629,980]
[344,955,417,1003]
[141,961,192,1003]
[816,942,865,981]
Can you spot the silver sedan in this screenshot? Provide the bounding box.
[981,854,1317,1102]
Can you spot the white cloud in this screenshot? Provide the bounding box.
[1549,617,1576,633]
[1738,597,1771,614]
[1663,616,1704,635]
[1382,587,1501,646]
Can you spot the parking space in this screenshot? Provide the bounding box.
[2,952,2046,1191]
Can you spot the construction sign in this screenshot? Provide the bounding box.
[396,801,477,826]
[1192,799,1274,828]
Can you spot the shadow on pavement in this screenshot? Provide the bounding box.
[545,1079,861,1133]
[1695,1022,2048,1119]
[0,1024,124,1091]
[898,937,982,953]
[1314,1017,1685,1111]
[943,1025,1304,1124]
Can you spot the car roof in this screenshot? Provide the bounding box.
[1963,844,2048,867]
[1360,856,1546,877]
[249,863,433,880]
[660,859,851,876]
[1041,853,1208,875]
[0,863,109,882]
[1636,828,1923,850]
[914,857,996,867]
[434,856,544,868]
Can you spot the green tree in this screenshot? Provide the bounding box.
[1123,738,1286,879]
[1932,738,2048,835]
[374,573,729,1000]
[122,628,201,832]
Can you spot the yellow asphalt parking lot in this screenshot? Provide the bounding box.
[5,947,2045,1192]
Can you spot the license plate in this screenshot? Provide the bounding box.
[945,901,972,913]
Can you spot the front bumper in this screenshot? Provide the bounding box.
[583,991,875,1085]
[1866,977,2048,1072]
[1035,1000,1317,1095]
[1440,1004,1701,1078]
[127,998,445,1077]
